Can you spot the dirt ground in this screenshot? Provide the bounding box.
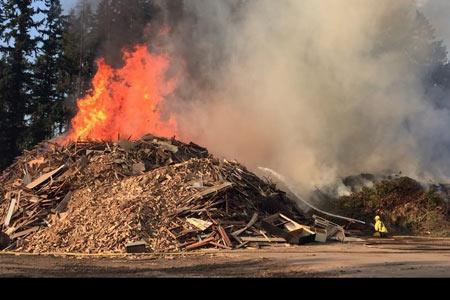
[1,237,450,278]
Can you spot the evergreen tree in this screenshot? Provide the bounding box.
[374,9,447,72]
[61,0,160,114]
[0,0,39,169]
[0,57,9,168]
[62,0,99,110]
[373,6,450,108]
[95,0,158,66]
[0,4,5,131]
[28,0,68,145]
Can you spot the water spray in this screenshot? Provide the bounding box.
[258,167,367,225]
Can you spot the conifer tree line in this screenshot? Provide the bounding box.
[1,0,450,171]
[0,0,161,170]
[1,0,66,169]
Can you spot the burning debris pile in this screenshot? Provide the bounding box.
[0,136,306,253]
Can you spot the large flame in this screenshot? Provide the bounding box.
[66,45,178,142]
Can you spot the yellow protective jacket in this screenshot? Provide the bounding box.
[374,220,388,233]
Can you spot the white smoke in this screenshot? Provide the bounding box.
[160,0,450,192]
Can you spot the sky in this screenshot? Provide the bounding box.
[62,0,77,11]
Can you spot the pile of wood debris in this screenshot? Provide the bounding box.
[0,135,307,253]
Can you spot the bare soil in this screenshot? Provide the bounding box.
[1,237,450,278]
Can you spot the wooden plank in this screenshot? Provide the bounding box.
[185,182,233,205]
[236,241,250,249]
[280,213,303,231]
[186,218,213,231]
[260,220,290,240]
[26,165,66,190]
[185,237,215,251]
[221,221,246,226]
[4,196,17,228]
[125,241,147,253]
[165,227,177,240]
[313,214,341,228]
[259,230,272,243]
[210,241,232,250]
[218,226,233,247]
[10,226,40,240]
[14,190,22,212]
[240,237,286,243]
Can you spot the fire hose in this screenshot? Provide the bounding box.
[258,167,367,225]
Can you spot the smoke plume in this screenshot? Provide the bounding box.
[156,0,450,192]
[153,0,450,193]
[73,0,450,194]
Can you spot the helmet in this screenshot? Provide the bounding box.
[375,215,381,221]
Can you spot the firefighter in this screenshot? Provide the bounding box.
[373,215,388,238]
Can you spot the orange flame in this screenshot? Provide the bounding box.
[66,45,178,142]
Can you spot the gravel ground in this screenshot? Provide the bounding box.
[2,239,450,278]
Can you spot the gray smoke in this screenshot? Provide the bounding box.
[419,0,450,48]
[67,0,450,193]
[155,0,450,193]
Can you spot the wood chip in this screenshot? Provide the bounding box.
[0,136,305,254]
